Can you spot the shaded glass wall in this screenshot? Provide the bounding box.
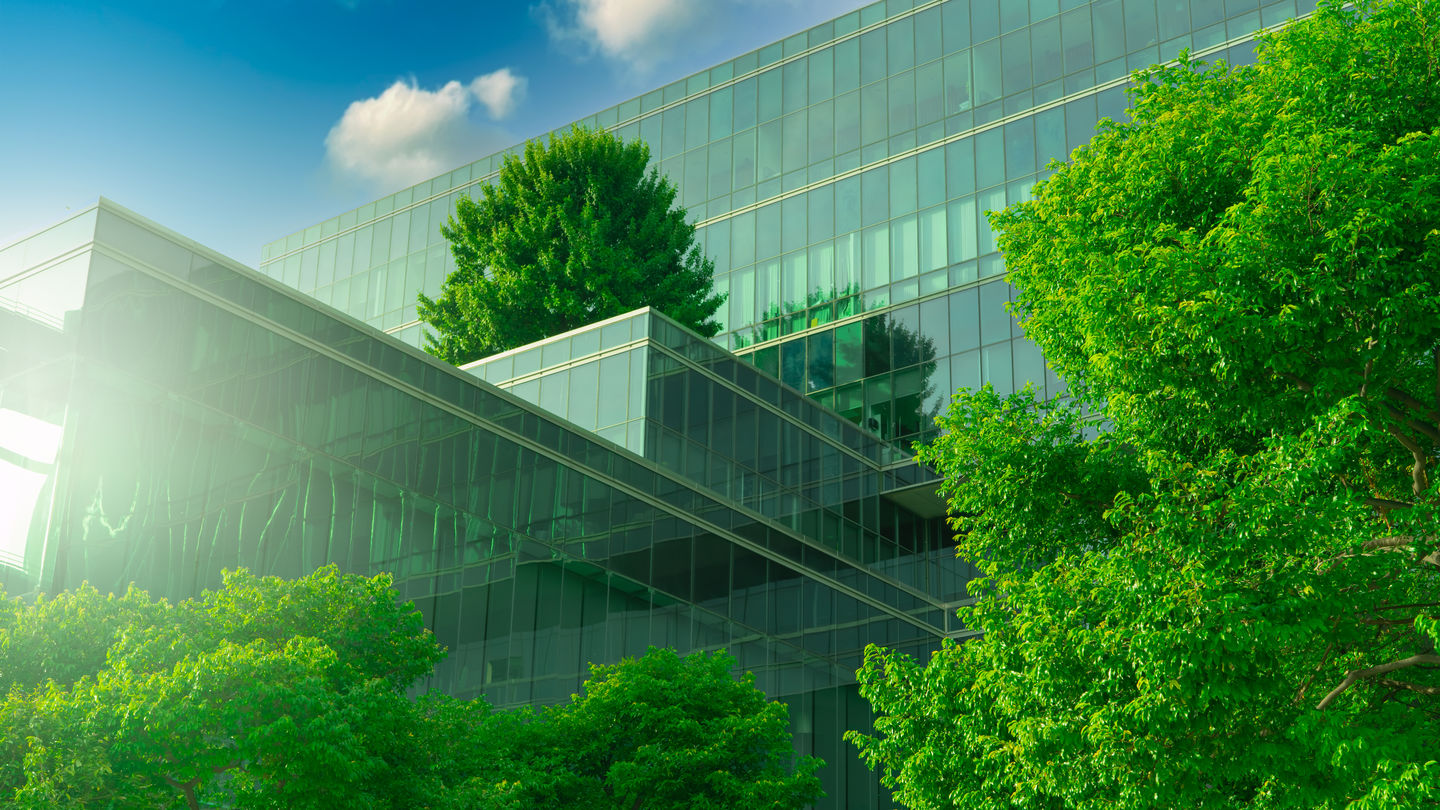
[258,0,1308,450]
[2,201,974,809]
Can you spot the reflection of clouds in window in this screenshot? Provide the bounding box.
[0,409,62,570]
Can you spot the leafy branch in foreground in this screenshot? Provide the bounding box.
[851,2,1440,808]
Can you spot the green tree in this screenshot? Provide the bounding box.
[0,566,481,810]
[419,127,725,364]
[487,648,824,810]
[0,573,820,809]
[850,2,1440,808]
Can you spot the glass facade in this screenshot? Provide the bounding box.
[259,0,1314,450]
[0,201,974,808]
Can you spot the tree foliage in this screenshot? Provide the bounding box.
[851,2,1440,807]
[472,648,824,810]
[0,570,818,809]
[419,126,725,364]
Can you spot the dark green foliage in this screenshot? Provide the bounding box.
[851,2,1440,808]
[419,126,725,364]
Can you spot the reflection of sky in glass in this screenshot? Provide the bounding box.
[0,209,94,330]
[0,408,62,570]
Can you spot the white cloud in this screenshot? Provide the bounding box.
[540,0,697,74]
[470,68,527,119]
[325,69,525,190]
[537,0,860,76]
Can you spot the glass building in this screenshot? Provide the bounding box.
[1,200,968,807]
[259,0,1316,450]
[0,1,1320,807]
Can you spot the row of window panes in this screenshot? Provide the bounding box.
[763,333,1055,449]
[273,38,1158,320]
[269,33,1265,339]
[264,0,1296,262]
[740,281,1015,387]
[710,173,1029,336]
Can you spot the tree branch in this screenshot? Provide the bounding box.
[1376,678,1440,697]
[1317,654,1440,710]
[1385,385,1440,423]
[1383,423,1430,498]
[1364,496,1413,514]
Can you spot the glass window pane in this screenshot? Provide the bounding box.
[685,100,708,150]
[861,224,890,289]
[919,205,947,273]
[918,148,945,208]
[662,107,685,158]
[835,91,861,154]
[835,321,863,385]
[886,16,915,74]
[808,49,834,105]
[808,329,834,390]
[889,156,917,216]
[733,128,756,189]
[808,101,834,163]
[950,286,979,352]
[756,202,781,259]
[708,142,732,199]
[1004,118,1036,177]
[1032,18,1063,84]
[1062,8,1094,73]
[808,185,835,243]
[916,61,944,126]
[887,71,917,133]
[782,112,807,174]
[942,1,970,52]
[782,195,807,253]
[758,68,783,122]
[834,38,860,94]
[890,214,918,280]
[973,40,1001,105]
[915,7,942,63]
[947,198,978,263]
[860,29,887,85]
[758,120,782,182]
[783,59,807,114]
[976,128,1005,189]
[861,167,889,225]
[781,338,806,389]
[835,175,861,234]
[1001,30,1031,96]
[834,232,860,292]
[979,280,1011,345]
[734,77,758,130]
[860,82,888,146]
[709,87,733,140]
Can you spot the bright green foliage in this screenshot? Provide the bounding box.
[0,573,818,809]
[419,126,725,364]
[0,566,479,810]
[851,2,1440,808]
[470,648,824,810]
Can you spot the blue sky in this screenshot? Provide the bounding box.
[1,0,863,265]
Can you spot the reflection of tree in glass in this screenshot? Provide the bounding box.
[733,285,862,350]
[737,285,940,450]
[853,310,940,449]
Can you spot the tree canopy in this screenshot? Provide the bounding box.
[419,126,725,365]
[0,569,819,810]
[476,648,824,810]
[851,1,1440,808]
